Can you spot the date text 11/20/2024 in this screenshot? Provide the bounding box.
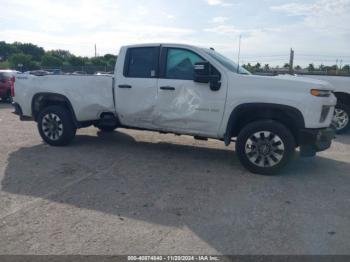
[127,256,220,261]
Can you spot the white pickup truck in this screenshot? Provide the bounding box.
[12,43,336,175]
[299,75,350,134]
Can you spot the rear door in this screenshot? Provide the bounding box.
[154,46,227,137]
[115,46,160,129]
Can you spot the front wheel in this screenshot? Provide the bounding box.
[37,106,77,146]
[236,120,295,175]
[332,103,350,134]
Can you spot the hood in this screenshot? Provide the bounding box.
[273,74,335,91]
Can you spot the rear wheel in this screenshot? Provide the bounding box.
[332,103,350,134]
[236,120,295,175]
[37,106,76,146]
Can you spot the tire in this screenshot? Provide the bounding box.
[332,103,350,134]
[95,125,117,132]
[37,106,77,146]
[236,120,295,175]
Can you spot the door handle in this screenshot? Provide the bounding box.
[160,86,175,91]
[118,84,132,89]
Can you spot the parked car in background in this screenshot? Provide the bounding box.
[72,71,88,75]
[300,75,350,134]
[29,70,50,76]
[0,70,16,102]
[46,69,63,75]
[94,71,113,76]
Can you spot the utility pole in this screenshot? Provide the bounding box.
[95,44,97,58]
[336,59,339,75]
[237,35,242,73]
[289,48,294,75]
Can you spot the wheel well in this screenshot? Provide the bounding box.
[31,93,78,126]
[334,92,350,105]
[226,104,305,145]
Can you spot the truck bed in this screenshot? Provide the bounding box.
[15,74,115,121]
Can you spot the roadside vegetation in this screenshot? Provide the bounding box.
[0,41,117,73]
[243,62,350,75]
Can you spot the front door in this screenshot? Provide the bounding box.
[154,47,227,137]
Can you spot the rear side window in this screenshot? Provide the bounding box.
[124,47,158,78]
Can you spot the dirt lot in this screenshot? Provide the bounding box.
[0,102,350,255]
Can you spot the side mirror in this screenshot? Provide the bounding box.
[194,61,222,91]
[194,61,211,83]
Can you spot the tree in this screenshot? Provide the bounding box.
[294,65,301,70]
[12,42,44,61]
[41,54,63,68]
[68,56,85,66]
[9,53,32,70]
[0,61,10,69]
[264,64,270,71]
[342,65,350,73]
[0,41,19,60]
[254,63,261,71]
[318,64,325,71]
[90,56,108,66]
[243,63,255,73]
[307,63,315,72]
[283,63,289,69]
[103,54,117,66]
[47,49,73,61]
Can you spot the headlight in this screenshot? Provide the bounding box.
[311,89,332,97]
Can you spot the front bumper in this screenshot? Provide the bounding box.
[299,127,335,157]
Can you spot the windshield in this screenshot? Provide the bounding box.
[203,49,251,75]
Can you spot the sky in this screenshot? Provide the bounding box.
[0,0,350,66]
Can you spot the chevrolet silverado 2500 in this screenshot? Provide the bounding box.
[12,43,336,174]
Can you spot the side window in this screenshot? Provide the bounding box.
[166,48,204,80]
[125,47,158,78]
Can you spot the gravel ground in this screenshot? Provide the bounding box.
[0,102,350,255]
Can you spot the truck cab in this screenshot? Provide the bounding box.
[12,43,337,175]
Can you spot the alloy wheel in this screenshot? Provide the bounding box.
[41,113,64,141]
[332,108,349,131]
[245,131,285,168]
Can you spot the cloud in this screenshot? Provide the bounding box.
[270,0,350,35]
[0,0,192,56]
[0,25,195,57]
[210,17,230,23]
[206,0,233,7]
[270,3,314,16]
[204,25,241,34]
[0,0,349,66]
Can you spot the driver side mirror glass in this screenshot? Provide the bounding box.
[194,61,211,83]
[194,61,222,91]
